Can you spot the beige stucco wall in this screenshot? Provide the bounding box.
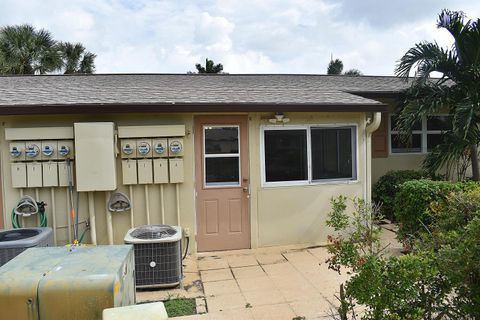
[0,111,369,251]
[248,112,367,248]
[372,154,425,184]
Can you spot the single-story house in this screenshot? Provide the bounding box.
[0,74,436,252]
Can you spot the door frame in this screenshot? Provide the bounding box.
[194,115,251,251]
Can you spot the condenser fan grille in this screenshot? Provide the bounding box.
[130,225,177,240]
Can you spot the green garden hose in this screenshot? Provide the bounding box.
[11,201,47,228]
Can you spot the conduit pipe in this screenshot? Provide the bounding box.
[175,184,181,226]
[50,188,57,245]
[129,185,134,228]
[145,185,150,224]
[160,185,165,224]
[87,192,97,245]
[364,112,382,202]
[35,188,40,226]
[19,188,25,228]
[105,192,114,245]
[66,189,72,243]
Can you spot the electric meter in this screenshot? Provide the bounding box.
[122,143,134,155]
[169,140,183,156]
[25,143,40,158]
[154,142,166,155]
[137,142,151,156]
[10,146,22,158]
[58,145,70,157]
[42,145,54,157]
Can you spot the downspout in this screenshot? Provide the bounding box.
[365,112,382,202]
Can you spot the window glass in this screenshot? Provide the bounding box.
[205,157,239,185]
[427,134,444,151]
[205,126,239,154]
[390,115,421,131]
[311,128,354,180]
[264,130,307,182]
[427,116,452,131]
[391,134,422,153]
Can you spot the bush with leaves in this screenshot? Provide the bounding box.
[326,197,452,319]
[327,191,480,319]
[394,179,479,243]
[372,170,430,221]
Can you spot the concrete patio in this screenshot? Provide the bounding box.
[137,226,402,319]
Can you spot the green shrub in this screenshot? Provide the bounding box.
[394,180,479,241]
[372,170,429,221]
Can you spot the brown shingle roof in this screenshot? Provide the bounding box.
[0,74,408,114]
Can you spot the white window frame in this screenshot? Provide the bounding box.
[203,125,241,188]
[389,114,451,155]
[260,124,358,188]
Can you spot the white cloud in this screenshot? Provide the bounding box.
[1,0,479,75]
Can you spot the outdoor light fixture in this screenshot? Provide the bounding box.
[268,112,290,124]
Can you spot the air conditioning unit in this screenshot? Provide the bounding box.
[0,227,53,267]
[124,225,182,288]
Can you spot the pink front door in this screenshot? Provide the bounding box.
[195,116,250,252]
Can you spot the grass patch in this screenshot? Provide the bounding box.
[164,298,196,317]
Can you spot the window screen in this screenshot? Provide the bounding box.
[264,129,308,182]
[311,127,355,180]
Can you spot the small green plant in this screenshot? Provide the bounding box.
[164,298,196,317]
[245,302,252,308]
[292,317,306,320]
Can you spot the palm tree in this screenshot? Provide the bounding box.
[195,58,223,73]
[59,42,96,74]
[327,59,344,75]
[395,9,480,180]
[0,24,62,74]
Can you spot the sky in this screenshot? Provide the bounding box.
[1,0,479,75]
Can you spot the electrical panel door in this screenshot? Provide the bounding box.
[169,159,184,183]
[137,159,153,184]
[11,163,27,188]
[27,162,42,188]
[58,162,74,187]
[74,123,117,191]
[42,162,59,187]
[122,160,137,185]
[153,159,169,184]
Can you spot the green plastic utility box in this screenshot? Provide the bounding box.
[0,245,135,320]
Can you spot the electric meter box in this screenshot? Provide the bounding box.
[27,162,42,188]
[122,160,138,185]
[168,138,184,157]
[152,138,168,158]
[169,158,184,183]
[137,159,153,184]
[121,140,137,159]
[42,162,59,187]
[11,163,27,188]
[153,158,169,184]
[57,140,74,159]
[58,162,73,187]
[41,140,57,160]
[74,122,117,191]
[25,141,41,161]
[0,245,135,320]
[136,139,153,158]
[9,142,25,161]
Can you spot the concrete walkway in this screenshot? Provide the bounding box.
[138,227,402,319]
[190,245,349,319]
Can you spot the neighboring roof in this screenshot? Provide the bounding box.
[0,74,410,115]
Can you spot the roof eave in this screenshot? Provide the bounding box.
[0,102,388,115]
